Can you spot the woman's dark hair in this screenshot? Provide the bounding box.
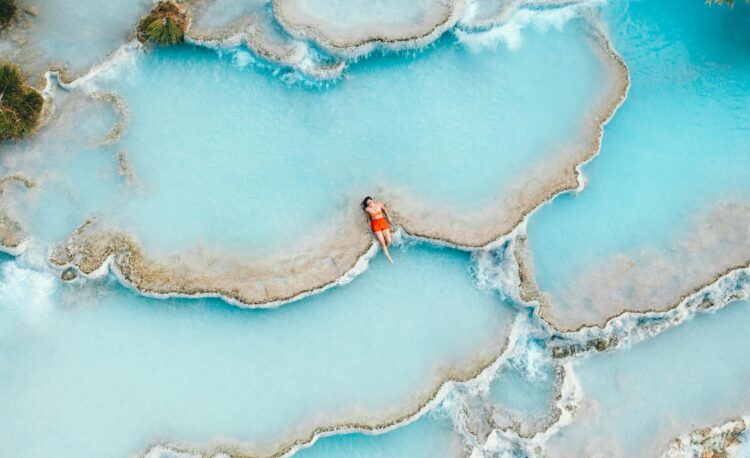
[361,196,373,210]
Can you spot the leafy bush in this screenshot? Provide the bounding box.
[0,0,17,28]
[0,63,43,141]
[137,1,188,46]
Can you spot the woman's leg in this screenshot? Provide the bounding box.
[383,228,392,246]
[374,230,394,264]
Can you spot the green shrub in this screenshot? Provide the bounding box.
[0,0,17,28]
[137,1,188,46]
[0,63,43,141]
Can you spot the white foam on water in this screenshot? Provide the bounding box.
[58,40,142,92]
[455,2,590,51]
[427,230,750,457]
[0,262,57,327]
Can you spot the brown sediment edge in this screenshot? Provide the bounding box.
[515,229,750,333]
[182,0,345,80]
[39,71,133,177]
[506,17,750,334]
[139,330,515,458]
[661,416,750,457]
[515,226,750,333]
[116,149,137,183]
[0,174,34,194]
[89,91,130,145]
[486,365,568,440]
[0,212,26,253]
[0,174,35,254]
[454,359,584,456]
[48,216,379,308]
[50,40,141,89]
[459,0,584,31]
[514,233,554,320]
[184,28,345,81]
[271,0,468,58]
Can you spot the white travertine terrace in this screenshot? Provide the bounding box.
[49,215,374,307]
[0,175,34,253]
[272,0,466,57]
[518,200,750,332]
[0,0,153,86]
[184,0,345,79]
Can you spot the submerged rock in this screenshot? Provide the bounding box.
[550,336,618,359]
[60,268,78,282]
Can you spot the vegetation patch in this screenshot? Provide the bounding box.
[0,0,17,28]
[0,63,43,141]
[137,1,189,46]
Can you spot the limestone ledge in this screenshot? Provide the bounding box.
[138,330,512,458]
[49,217,374,307]
[272,0,467,58]
[662,417,750,458]
[517,202,750,332]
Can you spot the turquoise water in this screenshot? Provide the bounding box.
[294,414,463,458]
[487,347,558,432]
[0,0,150,78]
[547,299,750,457]
[192,0,268,29]
[0,244,513,457]
[525,0,750,327]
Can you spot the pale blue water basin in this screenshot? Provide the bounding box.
[293,413,463,458]
[1,0,151,77]
[0,243,513,457]
[273,0,454,52]
[488,348,557,424]
[192,0,268,29]
[546,299,750,457]
[524,0,750,324]
[4,14,609,257]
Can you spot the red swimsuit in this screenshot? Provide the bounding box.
[370,210,389,232]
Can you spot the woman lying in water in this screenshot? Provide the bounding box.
[362,196,394,264]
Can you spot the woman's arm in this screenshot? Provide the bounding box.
[383,205,393,223]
